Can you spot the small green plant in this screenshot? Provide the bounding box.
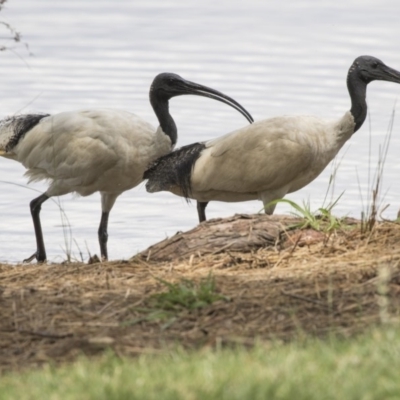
[125,274,227,328]
[150,274,226,311]
[263,148,347,233]
[266,194,344,233]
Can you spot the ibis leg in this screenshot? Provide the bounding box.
[24,193,49,263]
[98,211,110,261]
[197,201,208,223]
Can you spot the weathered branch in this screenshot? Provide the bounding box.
[136,214,303,262]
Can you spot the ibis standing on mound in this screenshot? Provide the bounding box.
[0,73,253,262]
[145,56,400,222]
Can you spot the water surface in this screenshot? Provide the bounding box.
[1,0,400,263]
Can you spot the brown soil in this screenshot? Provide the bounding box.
[1,214,400,373]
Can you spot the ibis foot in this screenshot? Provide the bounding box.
[23,250,46,264]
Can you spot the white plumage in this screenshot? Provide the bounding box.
[4,110,166,198]
[190,113,353,209]
[0,73,253,262]
[145,56,400,222]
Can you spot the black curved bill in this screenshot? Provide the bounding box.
[181,80,254,124]
[381,64,400,84]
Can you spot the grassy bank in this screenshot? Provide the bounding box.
[0,215,400,399]
[1,326,399,400]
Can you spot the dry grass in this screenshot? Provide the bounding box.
[1,217,400,373]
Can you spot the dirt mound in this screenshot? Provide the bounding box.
[137,214,359,261]
[1,215,400,372]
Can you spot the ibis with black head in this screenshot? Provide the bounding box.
[0,73,253,262]
[145,56,400,222]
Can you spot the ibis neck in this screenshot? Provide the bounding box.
[150,95,177,146]
[347,68,368,133]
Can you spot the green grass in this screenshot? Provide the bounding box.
[150,274,227,311]
[266,196,344,233]
[123,274,227,328]
[1,326,400,399]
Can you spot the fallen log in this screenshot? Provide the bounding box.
[136,214,322,262]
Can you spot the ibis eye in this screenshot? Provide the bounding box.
[371,62,378,69]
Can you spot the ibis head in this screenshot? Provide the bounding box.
[352,55,400,84]
[150,72,254,124]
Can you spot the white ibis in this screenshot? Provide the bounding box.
[145,56,400,222]
[0,73,253,262]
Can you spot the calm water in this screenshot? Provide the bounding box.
[1,0,400,263]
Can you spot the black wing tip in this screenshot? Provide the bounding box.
[4,113,50,152]
[143,142,206,199]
